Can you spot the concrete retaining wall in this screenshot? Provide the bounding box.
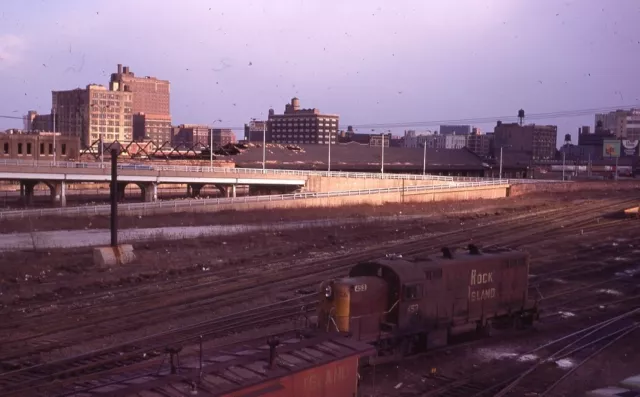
[119,185,508,217]
[509,181,640,196]
[305,175,450,193]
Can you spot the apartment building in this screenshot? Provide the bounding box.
[268,98,339,145]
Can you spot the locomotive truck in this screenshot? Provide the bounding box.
[316,245,539,360]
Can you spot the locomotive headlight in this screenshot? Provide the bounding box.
[324,285,333,298]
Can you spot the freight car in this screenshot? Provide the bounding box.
[316,245,539,360]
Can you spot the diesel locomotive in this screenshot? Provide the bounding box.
[315,245,539,360]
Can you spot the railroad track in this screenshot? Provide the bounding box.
[2,199,635,358]
[0,201,593,360]
[0,195,636,392]
[416,307,640,397]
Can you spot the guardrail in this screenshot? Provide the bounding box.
[0,179,509,220]
[0,159,570,185]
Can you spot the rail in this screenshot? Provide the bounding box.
[0,179,509,220]
[0,158,567,184]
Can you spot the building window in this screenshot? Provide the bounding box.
[2,143,8,154]
[18,143,23,154]
[26,143,32,155]
[62,144,67,155]
[48,143,53,154]
[40,143,44,155]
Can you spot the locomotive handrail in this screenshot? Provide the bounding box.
[385,299,400,314]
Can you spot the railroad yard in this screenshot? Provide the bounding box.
[1,188,640,396]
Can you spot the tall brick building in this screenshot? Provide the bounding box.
[52,84,133,146]
[493,121,557,160]
[267,98,339,145]
[110,64,172,144]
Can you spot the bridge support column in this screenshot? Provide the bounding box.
[50,181,67,207]
[20,181,36,206]
[138,182,157,202]
[187,183,203,198]
[231,184,236,198]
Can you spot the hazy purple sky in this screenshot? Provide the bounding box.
[1,0,639,145]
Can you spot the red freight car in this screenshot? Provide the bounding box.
[85,333,374,397]
[317,245,539,361]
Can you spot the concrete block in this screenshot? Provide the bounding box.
[93,244,136,267]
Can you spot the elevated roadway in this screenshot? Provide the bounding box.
[0,163,306,206]
[0,159,553,207]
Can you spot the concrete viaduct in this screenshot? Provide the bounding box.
[0,164,306,207]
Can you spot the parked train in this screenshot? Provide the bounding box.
[315,245,539,360]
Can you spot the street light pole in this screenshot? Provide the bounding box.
[422,140,427,176]
[328,131,331,172]
[381,133,385,174]
[262,121,266,170]
[51,108,57,166]
[209,119,222,170]
[499,145,503,180]
[562,150,566,181]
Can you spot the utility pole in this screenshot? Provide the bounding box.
[110,148,119,247]
[262,121,266,170]
[562,150,566,181]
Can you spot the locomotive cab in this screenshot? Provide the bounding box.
[317,276,388,342]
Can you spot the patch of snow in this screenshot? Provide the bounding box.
[615,267,640,277]
[597,289,623,296]
[476,348,518,361]
[517,354,538,362]
[558,311,576,319]
[555,358,575,369]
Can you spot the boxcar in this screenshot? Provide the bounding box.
[317,245,539,358]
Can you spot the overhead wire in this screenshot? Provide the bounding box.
[1,103,639,131]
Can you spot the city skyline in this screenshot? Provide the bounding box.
[1,0,639,144]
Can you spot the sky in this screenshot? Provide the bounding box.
[1,0,639,146]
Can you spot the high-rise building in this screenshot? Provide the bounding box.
[595,109,640,141]
[23,110,52,131]
[268,98,339,145]
[52,84,133,146]
[110,64,171,145]
[493,121,557,160]
[210,128,237,146]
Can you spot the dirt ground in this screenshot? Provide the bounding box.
[0,189,624,234]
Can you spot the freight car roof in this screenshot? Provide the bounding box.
[61,332,374,397]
